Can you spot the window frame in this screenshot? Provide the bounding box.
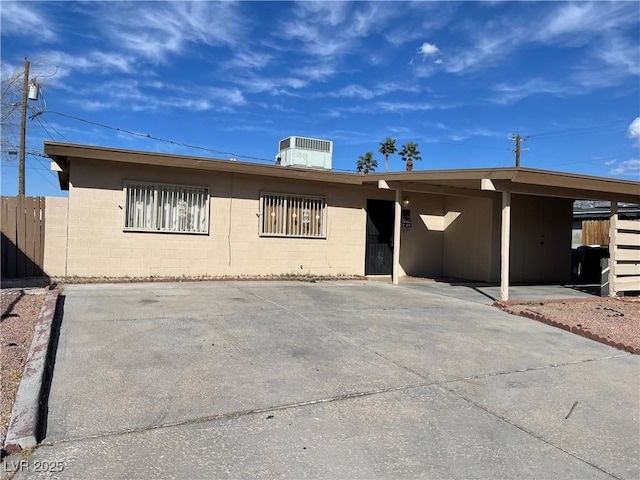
[259,192,327,239]
[122,180,210,235]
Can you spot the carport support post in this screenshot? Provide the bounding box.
[500,190,511,301]
[392,189,402,285]
[609,201,618,297]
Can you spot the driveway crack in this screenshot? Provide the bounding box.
[442,385,624,479]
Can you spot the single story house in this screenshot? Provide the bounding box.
[44,141,640,300]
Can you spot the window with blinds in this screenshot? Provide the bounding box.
[260,193,327,238]
[124,182,209,234]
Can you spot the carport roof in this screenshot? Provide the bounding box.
[45,141,639,202]
[362,168,639,203]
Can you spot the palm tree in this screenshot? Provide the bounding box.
[356,152,378,174]
[399,141,422,172]
[378,137,397,173]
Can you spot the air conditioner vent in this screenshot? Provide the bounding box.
[279,138,291,150]
[294,137,331,153]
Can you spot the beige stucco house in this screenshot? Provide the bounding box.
[44,142,639,300]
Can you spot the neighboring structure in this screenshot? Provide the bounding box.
[572,201,640,248]
[44,142,640,300]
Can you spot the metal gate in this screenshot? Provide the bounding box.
[365,199,394,275]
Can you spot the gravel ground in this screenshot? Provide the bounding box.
[0,290,46,445]
[504,297,640,351]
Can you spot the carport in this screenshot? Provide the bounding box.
[364,168,640,300]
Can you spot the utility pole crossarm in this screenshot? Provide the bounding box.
[510,133,529,167]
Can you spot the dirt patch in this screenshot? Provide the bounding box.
[0,290,46,445]
[497,297,640,354]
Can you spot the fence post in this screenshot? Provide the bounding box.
[608,201,617,297]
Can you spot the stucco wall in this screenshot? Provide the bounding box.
[65,159,401,278]
[442,196,495,281]
[399,194,445,277]
[509,194,573,283]
[43,196,68,277]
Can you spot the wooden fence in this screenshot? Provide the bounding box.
[1,196,46,278]
[610,218,640,296]
[582,219,610,246]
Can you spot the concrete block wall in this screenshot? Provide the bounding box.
[43,196,68,277]
[64,159,375,278]
[398,193,445,277]
[442,196,495,281]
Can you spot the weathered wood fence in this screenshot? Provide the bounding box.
[582,220,610,246]
[1,196,46,278]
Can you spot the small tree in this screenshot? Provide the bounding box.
[378,137,397,173]
[399,141,421,172]
[356,151,378,174]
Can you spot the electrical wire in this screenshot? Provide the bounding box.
[528,121,629,140]
[34,114,72,143]
[42,110,634,175]
[45,110,360,173]
[46,110,279,164]
[34,116,55,141]
[31,153,58,177]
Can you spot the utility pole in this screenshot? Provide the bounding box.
[510,133,528,167]
[18,58,30,196]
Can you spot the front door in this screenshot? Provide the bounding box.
[365,199,395,275]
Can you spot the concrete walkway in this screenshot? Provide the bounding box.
[14,281,639,479]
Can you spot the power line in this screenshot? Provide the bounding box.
[30,153,58,178]
[44,110,360,173]
[34,115,55,141]
[46,110,278,164]
[529,121,628,140]
[34,114,72,143]
[26,156,59,188]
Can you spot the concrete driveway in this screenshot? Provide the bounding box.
[15,281,639,479]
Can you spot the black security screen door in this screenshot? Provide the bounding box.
[365,199,395,275]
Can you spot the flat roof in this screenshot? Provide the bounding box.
[45,141,639,203]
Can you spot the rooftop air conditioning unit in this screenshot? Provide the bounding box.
[276,136,333,170]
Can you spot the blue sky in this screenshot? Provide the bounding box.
[1,1,639,197]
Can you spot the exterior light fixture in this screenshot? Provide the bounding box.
[402,197,410,209]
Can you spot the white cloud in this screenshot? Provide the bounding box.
[490,78,571,105]
[440,1,638,81]
[628,118,640,147]
[292,63,336,81]
[443,31,516,74]
[611,159,640,177]
[69,79,244,112]
[324,83,419,100]
[1,1,56,41]
[278,2,396,59]
[235,76,307,95]
[376,102,433,113]
[96,2,246,62]
[225,51,272,71]
[29,50,135,89]
[449,128,502,142]
[384,3,456,46]
[536,2,639,45]
[417,42,439,57]
[331,85,375,100]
